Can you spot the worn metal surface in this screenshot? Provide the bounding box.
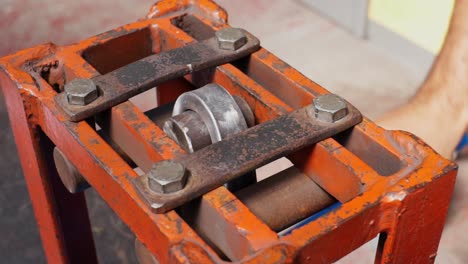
[135,102,362,213]
[163,110,211,153]
[0,0,459,263]
[53,147,90,193]
[233,95,255,127]
[172,83,248,143]
[55,29,260,122]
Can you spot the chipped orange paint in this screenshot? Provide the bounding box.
[0,0,457,263]
[198,187,279,260]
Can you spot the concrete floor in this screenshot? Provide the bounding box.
[1,0,466,263]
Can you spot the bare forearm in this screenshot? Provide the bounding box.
[420,0,468,95]
[378,1,468,158]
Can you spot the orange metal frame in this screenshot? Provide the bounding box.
[0,1,457,263]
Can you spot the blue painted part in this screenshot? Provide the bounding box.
[279,202,342,236]
[456,133,468,152]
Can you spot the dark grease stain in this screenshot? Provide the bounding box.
[168,45,203,64]
[120,106,139,122]
[114,45,202,88]
[223,199,239,214]
[272,60,291,72]
[115,60,154,87]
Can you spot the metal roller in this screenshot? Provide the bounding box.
[235,166,335,231]
[171,83,249,143]
[163,83,256,191]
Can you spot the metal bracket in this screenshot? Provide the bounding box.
[134,101,362,213]
[55,29,260,121]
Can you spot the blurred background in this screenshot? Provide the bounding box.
[0,0,461,263]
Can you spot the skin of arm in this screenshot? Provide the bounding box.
[377,0,468,159]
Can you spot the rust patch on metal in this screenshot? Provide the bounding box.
[55,30,260,122]
[134,103,362,213]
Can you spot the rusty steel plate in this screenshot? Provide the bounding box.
[55,29,260,121]
[134,101,362,213]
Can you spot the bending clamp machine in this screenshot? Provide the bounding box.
[0,1,457,263]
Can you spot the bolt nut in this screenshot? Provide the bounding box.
[312,94,348,122]
[64,78,99,105]
[147,160,187,194]
[215,28,247,51]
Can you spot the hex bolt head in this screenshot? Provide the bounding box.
[215,28,247,51]
[64,78,99,105]
[147,160,187,194]
[312,94,349,122]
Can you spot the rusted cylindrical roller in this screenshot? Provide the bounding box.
[235,166,335,231]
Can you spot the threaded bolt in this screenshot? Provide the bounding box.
[312,94,348,122]
[147,160,187,194]
[64,78,99,105]
[215,28,247,51]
